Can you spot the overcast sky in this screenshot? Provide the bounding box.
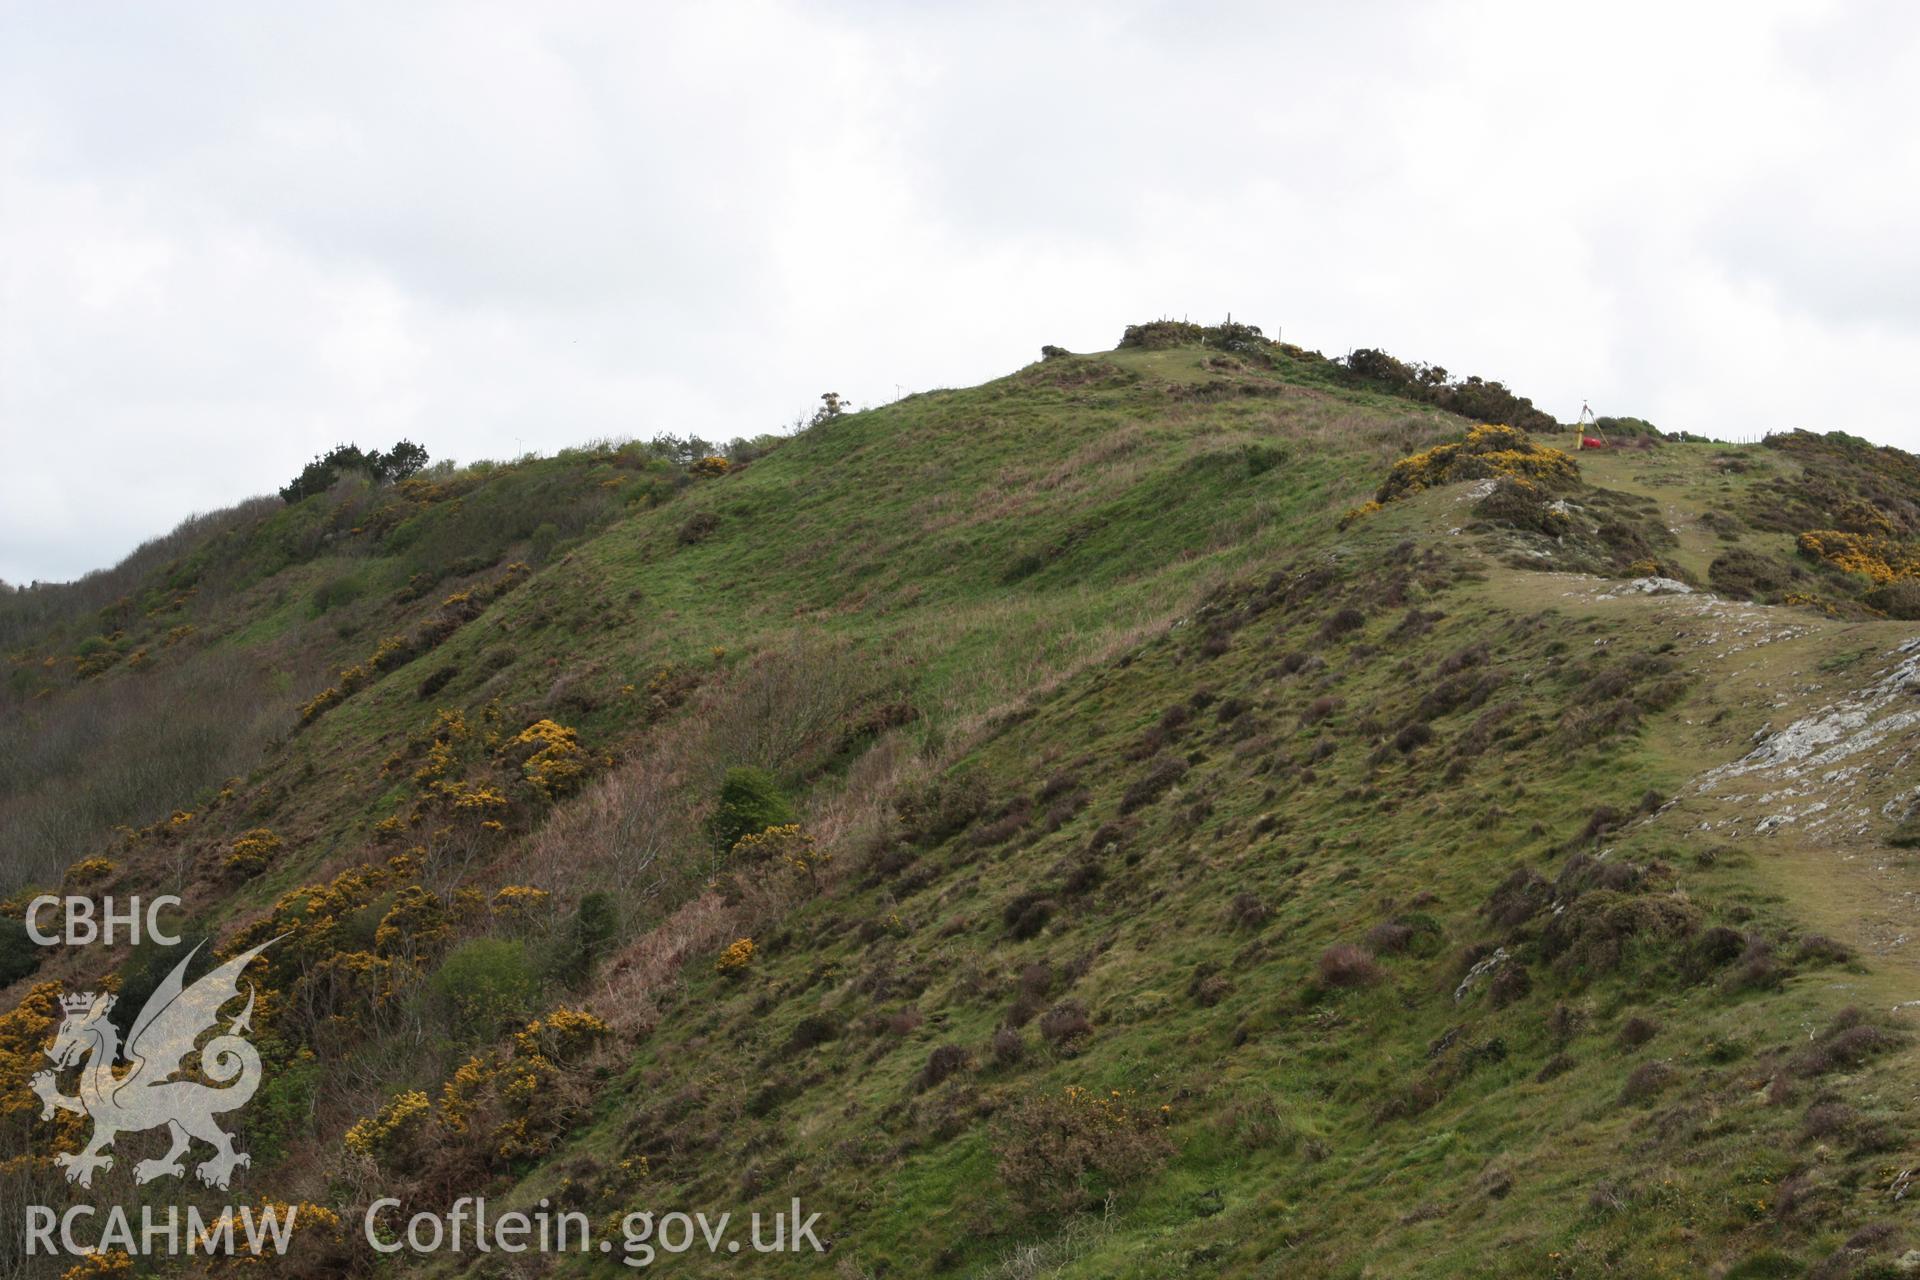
[4,1,1918,584]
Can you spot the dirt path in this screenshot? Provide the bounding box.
[1484,569,1920,993]
[1678,629,1920,978]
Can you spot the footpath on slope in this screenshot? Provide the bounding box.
[1486,569,1920,997]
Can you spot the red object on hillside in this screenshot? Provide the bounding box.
[1580,436,1605,450]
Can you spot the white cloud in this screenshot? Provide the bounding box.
[3,0,1916,583]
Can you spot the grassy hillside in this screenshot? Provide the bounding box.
[4,329,1920,1278]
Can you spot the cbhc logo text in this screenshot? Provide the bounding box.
[25,896,183,946]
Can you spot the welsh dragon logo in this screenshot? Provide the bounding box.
[31,938,277,1190]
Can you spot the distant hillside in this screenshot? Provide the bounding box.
[5,326,1920,1278]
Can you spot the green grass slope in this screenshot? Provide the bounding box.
[3,331,1920,1279]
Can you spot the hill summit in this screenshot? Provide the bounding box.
[5,323,1920,1277]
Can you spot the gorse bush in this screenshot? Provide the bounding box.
[1755,429,1920,536]
[808,392,850,427]
[728,823,831,890]
[1796,530,1920,583]
[1116,317,1270,354]
[350,1021,588,1184]
[506,718,595,800]
[489,884,551,924]
[342,1007,610,1180]
[1376,425,1579,504]
[344,1089,432,1167]
[299,564,531,725]
[1118,319,1209,349]
[992,1085,1173,1214]
[64,855,115,887]
[375,884,458,961]
[225,827,282,878]
[715,937,755,976]
[519,1006,612,1064]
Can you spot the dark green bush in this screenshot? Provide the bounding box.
[677,512,720,546]
[550,891,620,987]
[709,767,794,852]
[1117,319,1207,349]
[1342,349,1556,432]
[280,439,429,503]
[917,1044,972,1090]
[785,1014,839,1055]
[1474,477,1570,536]
[0,917,38,985]
[1864,579,1920,619]
[1788,1007,1900,1077]
[433,938,539,1038]
[1594,416,1663,439]
[244,1050,321,1161]
[308,571,367,617]
[1120,756,1188,814]
[528,521,563,564]
[897,769,989,844]
[1115,317,1269,353]
[110,928,213,1039]
[1709,549,1803,600]
[1002,890,1056,940]
[1540,889,1700,975]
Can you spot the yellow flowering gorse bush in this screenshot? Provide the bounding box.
[298,564,529,725]
[63,856,115,887]
[716,937,755,975]
[507,718,595,799]
[225,827,282,878]
[60,1252,133,1280]
[490,884,551,919]
[344,1089,431,1161]
[1797,529,1920,584]
[361,1009,609,1168]
[1376,424,1579,504]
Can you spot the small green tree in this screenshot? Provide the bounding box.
[279,439,432,502]
[110,927,212,1039]
[708,767,793,852]
[433,938,538,1039]
[550,892,620,988]
[0,917,38,986]
[244,1049,321,1162]
[379,439,429,481]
